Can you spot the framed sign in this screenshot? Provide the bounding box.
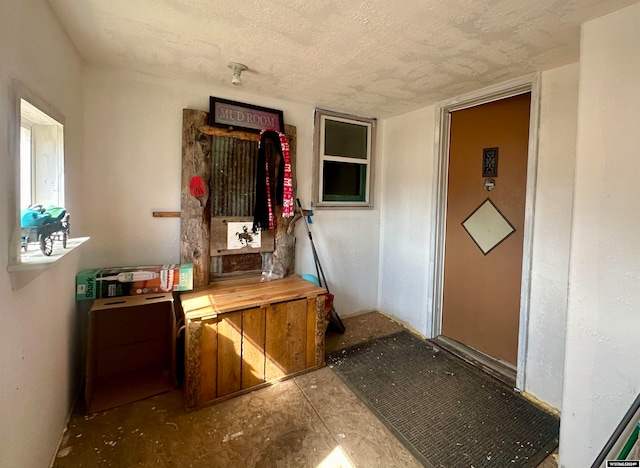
[209,97,284,133]
[226,221,261,250]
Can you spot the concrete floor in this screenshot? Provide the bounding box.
[54,311,558,467]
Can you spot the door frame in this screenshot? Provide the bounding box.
[428,73,541,391]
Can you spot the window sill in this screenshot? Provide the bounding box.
[8,237,90,290]
[314,202,374,210]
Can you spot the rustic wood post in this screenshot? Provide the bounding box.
[181,109,212,287]
[261,124,298,280]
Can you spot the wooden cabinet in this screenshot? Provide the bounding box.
[180,275,327,410]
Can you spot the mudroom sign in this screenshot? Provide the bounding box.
[209,97,284,133]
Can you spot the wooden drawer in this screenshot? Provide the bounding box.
[181,276,326,410]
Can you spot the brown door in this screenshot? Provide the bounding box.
[441,93,531,366]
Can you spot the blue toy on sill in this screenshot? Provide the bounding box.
[20,204,70,256]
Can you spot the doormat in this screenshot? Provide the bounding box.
[327,330,559,468]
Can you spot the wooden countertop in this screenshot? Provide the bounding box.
[180,275,327,319]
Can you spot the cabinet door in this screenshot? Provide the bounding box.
[242,307,266,389]
[265,299,307,380]
[185,310,243,407]
[217,311,243,397]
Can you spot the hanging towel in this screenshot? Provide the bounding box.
[253,130,293,231]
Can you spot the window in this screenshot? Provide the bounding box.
[9,86,70,266]
[20,99,65,209]
[8,82,87,289]
[313,109,376,208]
[16,98,67,260]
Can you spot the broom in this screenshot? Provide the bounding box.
[296,198,345,334]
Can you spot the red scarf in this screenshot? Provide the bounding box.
[257,130,294,230]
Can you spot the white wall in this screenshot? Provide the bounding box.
[0,1,84,467]
[378,65,580,410]
[81,66,380,316]
[6,4,630,465]
[525,63,579,410]
[560,3,640,466]
[378,107,436,335]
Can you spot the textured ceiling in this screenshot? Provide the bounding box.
[48,0,636,118]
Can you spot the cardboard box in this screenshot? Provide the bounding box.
[76,263,193,301]
[85,294,176,413]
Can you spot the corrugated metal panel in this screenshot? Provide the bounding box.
[211,136,259,217]
[210,136,263,277]
[211,256,223,276]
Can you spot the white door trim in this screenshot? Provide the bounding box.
[428,73,541,391]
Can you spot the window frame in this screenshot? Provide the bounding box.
[9,83,64,266]
[313,109,376,209]
[20,123,33,208]
[8,80,88,289]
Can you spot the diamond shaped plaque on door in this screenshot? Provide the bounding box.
[461,198,515,255]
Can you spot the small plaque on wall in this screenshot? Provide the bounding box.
[482,147,499,177]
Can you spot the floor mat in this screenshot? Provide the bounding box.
[327,330,559,468]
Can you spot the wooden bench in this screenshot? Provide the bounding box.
[180,275,327,410]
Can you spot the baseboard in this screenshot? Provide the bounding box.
[48,385,81,468]
[521,391,561,417]
[372,309,429,339]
